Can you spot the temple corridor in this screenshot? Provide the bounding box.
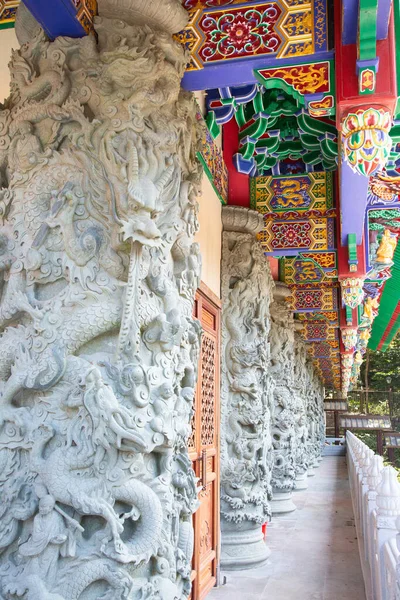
[210,457,365,600]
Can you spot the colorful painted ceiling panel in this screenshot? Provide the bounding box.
[177,0,328,72]
[255,59,335,117]
[297,310,340,326]
[283,253,337,283]
[0,0,18,28]
[250,167,340,388]
[258,217,335,253]
[309,340,340,357]
[301,322,338,341]
[290,285,338,312]
[197,116,229,204]
[235,89,338,175]
[250,171,334,218]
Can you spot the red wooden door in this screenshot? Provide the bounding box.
[189,285,221,600]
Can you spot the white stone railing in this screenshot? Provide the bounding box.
[347,431,400,600]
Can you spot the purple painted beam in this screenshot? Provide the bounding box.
[377,0,392,39]
[182,51,334,92]
[342,0,392,45]
[340,158,370,245]
[22,0,88,39]
[342,0,359,45]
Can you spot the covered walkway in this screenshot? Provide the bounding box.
[210,457,365,600]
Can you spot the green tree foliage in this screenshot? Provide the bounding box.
[361,335,400,390]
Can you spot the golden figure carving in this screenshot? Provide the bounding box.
[376,229,397,264]
[362,297,379,323]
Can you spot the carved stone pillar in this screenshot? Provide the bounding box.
[293,332,309,491]
[269,284,297,514]
[306,363,325,473]
[220,206,274,570]
[0,3,204,599]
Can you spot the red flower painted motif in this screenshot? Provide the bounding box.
[270,221,311,249]
[200,5,282,62]
[224,18,253,50]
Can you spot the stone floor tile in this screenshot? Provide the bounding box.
[208,457,366,600]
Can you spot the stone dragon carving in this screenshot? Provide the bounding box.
[293,334,311,479]
[0,2,203,598]
[220,206,275,569]
[269,291,297,502]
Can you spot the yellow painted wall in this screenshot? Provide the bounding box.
[0,28,17,103]
[194,91,223,298]
[195,173,222,299]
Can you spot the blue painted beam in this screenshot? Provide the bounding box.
[340,158,369,245]
[182,51,334,93]
[377,0,393,39]
[342,0,392,45]
[22,0,88,39]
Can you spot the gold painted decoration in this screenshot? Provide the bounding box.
[177,0,326,71]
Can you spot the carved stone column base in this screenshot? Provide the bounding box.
[294,472,309,491]
[312,459,320,468]
[270,490,297,514]
[221,523,271,571]
[307,467,316,477]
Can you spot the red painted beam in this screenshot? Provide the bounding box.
[335,0,397,125]
[223,118,250,207]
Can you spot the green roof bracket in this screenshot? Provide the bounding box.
[348,233,359,272]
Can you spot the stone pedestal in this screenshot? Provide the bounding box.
[271,490,297,514]
[308,468,316,477]
[221,522,271,570]
[294,472,309,491]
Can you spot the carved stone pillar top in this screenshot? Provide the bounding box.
[293,320,305,333]
[222,205,264,235]
[272,281,291,303]
[97,0,189,33]
[16,0,189,44]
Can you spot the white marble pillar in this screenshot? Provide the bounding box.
[269,285,297,514]
[220,206,275,570]
[0,2,204,598]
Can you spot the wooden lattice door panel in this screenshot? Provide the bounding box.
[190,284,221,600]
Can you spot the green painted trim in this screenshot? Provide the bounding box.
[348,233,358,265]
[206,112,221,141]
[358,0,378,60]
[346,305,353,325]
[0,21,16,30]
[254,60,336,116]
[196,153,227,206]
[369,242,400,350]
[254,76,306,106]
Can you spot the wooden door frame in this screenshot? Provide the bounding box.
[190,281,221,600]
